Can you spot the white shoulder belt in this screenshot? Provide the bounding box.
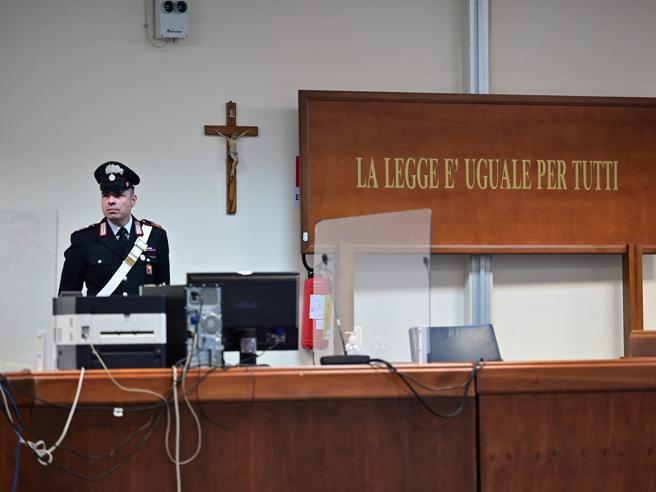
[96,224,153,297]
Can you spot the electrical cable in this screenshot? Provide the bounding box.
[389,369,478,393]
[30,407,167,482]
[143,0,168,48]
[15,338,171,481]
[12,416,20,492]
[172,366,182,492]
[369,358,484,419]
[86,338,176,462]
[164,337,203,469]
[24,367,86,465]
[0,333,280,484]
[1,381,165,413]
[1,372,169,464]
[52,410,162,462]
[196,336,281,430]
[88,330,200,491]
[176,333,203,464]
[1,382,22,492]
[1,371,169,482]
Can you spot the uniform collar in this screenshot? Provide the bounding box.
[107,216,133,237]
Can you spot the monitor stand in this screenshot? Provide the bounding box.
[238,328,257,366]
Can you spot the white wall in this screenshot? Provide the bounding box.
[492,255,624,360]
[0,0,463,368]
[490,0,656,97]
[2,0,655,369]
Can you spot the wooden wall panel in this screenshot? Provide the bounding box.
[299,91,656,254]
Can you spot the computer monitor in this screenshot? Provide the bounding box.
[186,272,299,359]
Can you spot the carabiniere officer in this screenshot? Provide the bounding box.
[58,162,170,296]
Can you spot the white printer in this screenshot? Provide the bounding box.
[53,296,167,369]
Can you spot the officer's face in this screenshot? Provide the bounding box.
[101,189,137,226]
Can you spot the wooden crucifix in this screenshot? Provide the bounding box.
[204,101,259,214]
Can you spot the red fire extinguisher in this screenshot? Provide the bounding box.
[301,274,331,350]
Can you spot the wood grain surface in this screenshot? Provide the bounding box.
[299,91,656,254]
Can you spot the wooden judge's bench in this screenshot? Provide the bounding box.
[2,360,656,491]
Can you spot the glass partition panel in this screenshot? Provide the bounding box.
[0,210,59,371]
[312,209,431,363]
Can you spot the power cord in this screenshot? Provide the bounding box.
[172,366,182,492]
[1,380,22,492]
[369,358,484,419]
[143,0,169,48]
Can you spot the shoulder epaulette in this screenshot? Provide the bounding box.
[141,219,164,230]
[74,222,99,233]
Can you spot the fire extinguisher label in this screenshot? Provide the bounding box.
[310,294,333,328]
[309,294,326,319]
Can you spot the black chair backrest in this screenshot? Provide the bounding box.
[426,324,502,362]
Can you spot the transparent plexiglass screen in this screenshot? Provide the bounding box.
[312,209,431,363]
[0,210,59,371]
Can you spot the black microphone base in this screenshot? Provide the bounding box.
[319,354,371,365]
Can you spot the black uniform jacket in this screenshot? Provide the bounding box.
[58,217,170,296]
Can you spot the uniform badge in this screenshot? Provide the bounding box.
[146,264,153,275]
[99,222,107,236]
[105,163,124,176]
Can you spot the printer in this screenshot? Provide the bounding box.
[53,296,167,370]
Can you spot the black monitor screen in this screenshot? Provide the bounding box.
[186,272,299,352]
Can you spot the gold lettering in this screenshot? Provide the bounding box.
[557,160,567,190]
[356,157,366,188]
[367,158,379,188]
[444,158,458,189]
[394,158,404,188]
[522,160,532,189]
[384,158,393,188]
[537,160,546,189]
[429,158,440,188]
[405,158,417,190]
[582,160,592,191]
[489,159,499,190]
[604,160,613,190]
[356,157,378,188]
[613,161,619,190]
[500,160,511,190]
[417,158,428,189]
[571,161,581,190]
[476,158,487,190]
[511,159,522,189]
[593,160,603,190]
[465,159,475,189]
[546,160,557,189]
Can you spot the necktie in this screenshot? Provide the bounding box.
[117,227,129,252]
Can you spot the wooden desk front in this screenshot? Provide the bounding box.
[3,360,656,491]
[0,365,476,492]
[477,359,656,492]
